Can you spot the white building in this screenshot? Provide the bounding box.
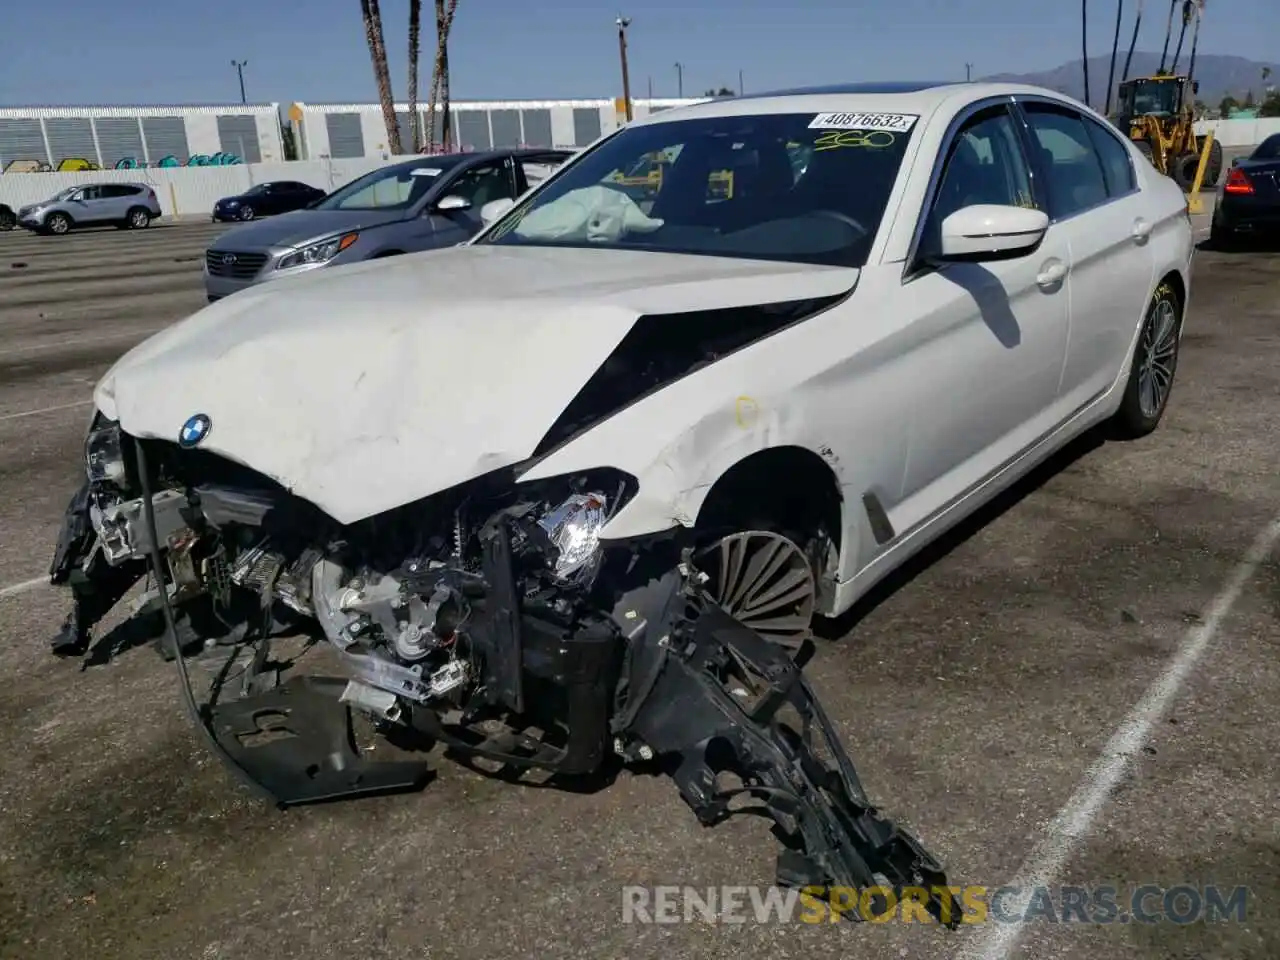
[0,97,711,175]
[288,98,706,159]
[0,104,284,173]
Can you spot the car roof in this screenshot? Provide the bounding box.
[628,80,1082,126]
[380,146,573,176]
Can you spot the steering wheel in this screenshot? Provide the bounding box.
[807,209,868,238]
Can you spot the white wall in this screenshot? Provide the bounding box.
[1193,116,1280,146]
[0,156,420,218]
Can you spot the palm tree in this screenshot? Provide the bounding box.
[424,0,460,151]
[1105,0,1125,115]
[1158,0,1177,72]
[1185,2,1205,84]
[360,0,403,154]
[1081,0,1091,106]
[408,0,423,152]
[1121,0,1145,82]
[1170,0,1193,73]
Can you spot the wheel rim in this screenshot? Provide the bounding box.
[50,216,67,233]
[1138,296,1178,419]
[131,210,147,227]
[694,531,817,649]
[240,207,254,220]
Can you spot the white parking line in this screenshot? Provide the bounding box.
[959,514,1280,960]
[0,327,164,359]
[0,399,92,423]
[0,576,49,601]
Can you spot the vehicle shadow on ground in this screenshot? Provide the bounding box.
[1197,234,1280,254]
[814,427,1108,641]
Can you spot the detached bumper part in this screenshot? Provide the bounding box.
[616,586,960,926]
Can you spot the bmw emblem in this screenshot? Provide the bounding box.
[178,413,212,448]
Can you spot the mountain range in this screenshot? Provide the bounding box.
[983,52,1279,109]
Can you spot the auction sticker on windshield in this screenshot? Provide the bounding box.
[808,112,918,132]
[410,168,442,177]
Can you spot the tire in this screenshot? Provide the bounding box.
[44,212,71,235]
[1111,280,1182,439]
[238,205,255,221]
[1203,138,1223,188]
[1172,153,1200,190]
[0,206,14,231]
[126,206,151,229]
[693,527,821,650]
[1208,219,1237,251]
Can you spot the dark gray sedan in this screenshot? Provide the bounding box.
[203,148,572,301]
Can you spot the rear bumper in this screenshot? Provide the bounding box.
[1213,194,1280,233]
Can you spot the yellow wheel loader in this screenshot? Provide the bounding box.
[1112,73,1222,188]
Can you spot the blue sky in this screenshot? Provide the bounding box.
[1,0,1276,107]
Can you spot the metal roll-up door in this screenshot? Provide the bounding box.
[94,118,145,168]
[0,118,49,170]
[215,115,261,162]
[141,116,191,164]
[44,117,98,169]
[325,113,364,158]
[572,108,602,147]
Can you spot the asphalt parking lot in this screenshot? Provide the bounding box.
[0,207,1277,960]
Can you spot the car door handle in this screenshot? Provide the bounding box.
[1036,260,1067,289]
[1132,218,1152,242]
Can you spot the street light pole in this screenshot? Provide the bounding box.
[965,62,973,81]
[674,61,683,98]
[616,16,633,121]
[232,60,248,104]
[738,68,744,95]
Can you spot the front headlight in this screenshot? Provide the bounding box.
[276,232,359,270]
[537,491,611,582]
[85,419,126,485]
[529,469,637,585]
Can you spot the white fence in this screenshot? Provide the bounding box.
[1193,117,1280,147]
[0,156,422,219]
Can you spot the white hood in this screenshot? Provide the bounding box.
[96,245,857,524]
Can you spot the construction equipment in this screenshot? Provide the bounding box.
[1111,73,1222,188]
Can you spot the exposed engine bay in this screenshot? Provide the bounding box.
[49,414,960,926]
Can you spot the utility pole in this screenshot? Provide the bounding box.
[674,61,683,98]
[738,68,744,95]
[965,62,973,81]
[648,75,653,99]
[616,15,633,121]
[231,60,248,104]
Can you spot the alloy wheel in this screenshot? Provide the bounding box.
[694,530,817,649]
[1138,295,1179,420]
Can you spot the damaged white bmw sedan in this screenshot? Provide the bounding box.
[48,81,1192,925]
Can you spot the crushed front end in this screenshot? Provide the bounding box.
[48,413,960,926]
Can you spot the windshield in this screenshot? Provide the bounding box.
[49,186,80,201]
[1253,134,1280,160]
[243,183,271,196]
[1119,79,1182,116]
[477,111,917,268]
[313,161,458,211]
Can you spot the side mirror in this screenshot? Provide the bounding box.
[934,204,1049,263]
[435,194,472,213]
[480,197,515,225]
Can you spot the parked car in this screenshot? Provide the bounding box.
[16,183,162,235]
[48,82,1191,912]
[0,203,15,231]
[1209,133,1280,248]
[211,181,327,222]
[202,147,572,301]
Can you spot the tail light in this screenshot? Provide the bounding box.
[1224,167,1254,195]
